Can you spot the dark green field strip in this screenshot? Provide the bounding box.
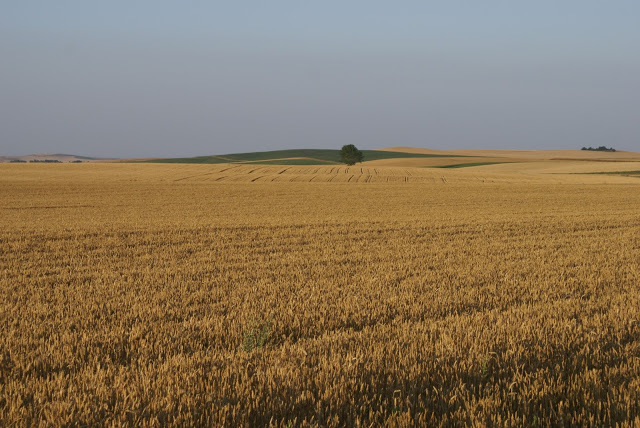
[431,161,512,169]
[140,149,466,165]
[584,170,640,176]
[362,150,466,161]
[52,154,102,160]
[223,149,339,162]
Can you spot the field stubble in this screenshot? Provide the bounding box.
[1,163,640,426]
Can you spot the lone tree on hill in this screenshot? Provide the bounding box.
[340,144,364,166]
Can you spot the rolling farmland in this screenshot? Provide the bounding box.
[139,148,463,166]
[1,161,640,426]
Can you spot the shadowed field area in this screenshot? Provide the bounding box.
[1,163,639,426]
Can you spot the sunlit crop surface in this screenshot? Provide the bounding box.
[1,163,639,426]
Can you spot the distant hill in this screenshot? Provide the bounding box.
[141,148,464,165]
[0,154,112,163]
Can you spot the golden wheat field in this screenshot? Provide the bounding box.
[1,162,640,426]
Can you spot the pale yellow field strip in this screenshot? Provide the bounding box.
[451,149,640,160]
[2,163,637,191]
[476,160,640,175]
[380,146,640,160]
[360,156,509,167]
[239,157,339,164]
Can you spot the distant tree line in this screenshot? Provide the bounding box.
[581,146,616,152]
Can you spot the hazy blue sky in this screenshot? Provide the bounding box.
[1,1,639,157]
